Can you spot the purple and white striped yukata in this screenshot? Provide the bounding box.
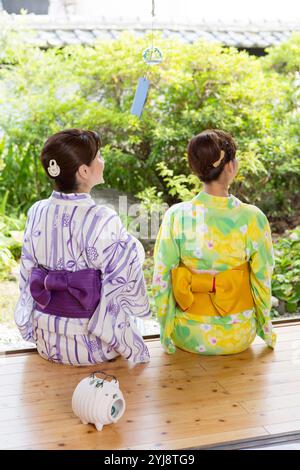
[14,190,151,365]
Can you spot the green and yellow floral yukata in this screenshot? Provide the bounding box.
[152,191,276,355]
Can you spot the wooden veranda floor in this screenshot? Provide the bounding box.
[1,323,300,450]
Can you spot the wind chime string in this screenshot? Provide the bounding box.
[144,0,155,81]
[151,0,155,49]
[130,0,163,118]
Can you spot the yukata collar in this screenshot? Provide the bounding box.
[51,190,91,201]
[192,190,238,209]
[49,190,94,204]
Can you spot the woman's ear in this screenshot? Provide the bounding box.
[223,160,236,183]
[223,160,232,175]
[77,164,89,182]
[234,157,239,175]
[227,160,236,175]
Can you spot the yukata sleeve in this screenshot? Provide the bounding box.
[14,207,36,343]
[152,207,180,354]
[247,208,277,349]
[87,209,151,364]
[131,236,145,265]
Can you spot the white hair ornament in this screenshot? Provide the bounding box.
[48,159,60,177]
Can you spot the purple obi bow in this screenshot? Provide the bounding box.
[30,266,101,318]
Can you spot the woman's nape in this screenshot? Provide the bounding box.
[204,157,239,197]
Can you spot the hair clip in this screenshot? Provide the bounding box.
[212,150,225,168]
[48,159,60,177]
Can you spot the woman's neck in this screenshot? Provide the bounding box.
[204,182,229,197]
[75,184,92,194]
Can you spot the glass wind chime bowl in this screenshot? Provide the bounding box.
[142,46,163,65]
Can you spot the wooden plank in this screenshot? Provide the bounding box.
[199,349,296,371]
[125,427,270,451]
[0,370,220,399]
[241,393,300,413]
[0,400,248,437]
[2,405,297,450]
[9,427,270,451]
[2,379,222,410]
[265,421,300,435]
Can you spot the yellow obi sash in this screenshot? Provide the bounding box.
[171,261,254,317]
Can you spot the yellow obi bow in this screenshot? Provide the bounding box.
[171,261,254,317]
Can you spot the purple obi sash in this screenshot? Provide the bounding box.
[29,266,101,318]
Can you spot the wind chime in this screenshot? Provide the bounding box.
[131,0,163,118]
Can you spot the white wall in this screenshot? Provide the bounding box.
[50,0,299,21]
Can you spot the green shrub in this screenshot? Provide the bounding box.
[264,32,300,74]
[0,207,25,280]
[272,226,300,316]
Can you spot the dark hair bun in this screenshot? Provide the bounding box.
[187,129,237,183]
[40,129,101,193]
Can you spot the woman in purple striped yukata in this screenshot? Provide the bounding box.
[14,129,151,365]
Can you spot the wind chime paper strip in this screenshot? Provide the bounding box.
[131,77,150,118]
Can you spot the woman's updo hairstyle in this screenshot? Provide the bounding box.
[40,128,101,193]
[187,129,237,183]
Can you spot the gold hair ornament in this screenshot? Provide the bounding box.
[212,150,225,168]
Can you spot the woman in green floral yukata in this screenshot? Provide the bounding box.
[152,129,276,356]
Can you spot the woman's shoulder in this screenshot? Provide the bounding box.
[90,204,127,234]
[162,196,268,222]
[237,198,269,224]
[92,203,119,220]
[27,198,119,218]
[27,198,49,217]
[238,199,266,215]
[163,200,194,218]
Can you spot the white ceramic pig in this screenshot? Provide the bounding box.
[72,371,126,431]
